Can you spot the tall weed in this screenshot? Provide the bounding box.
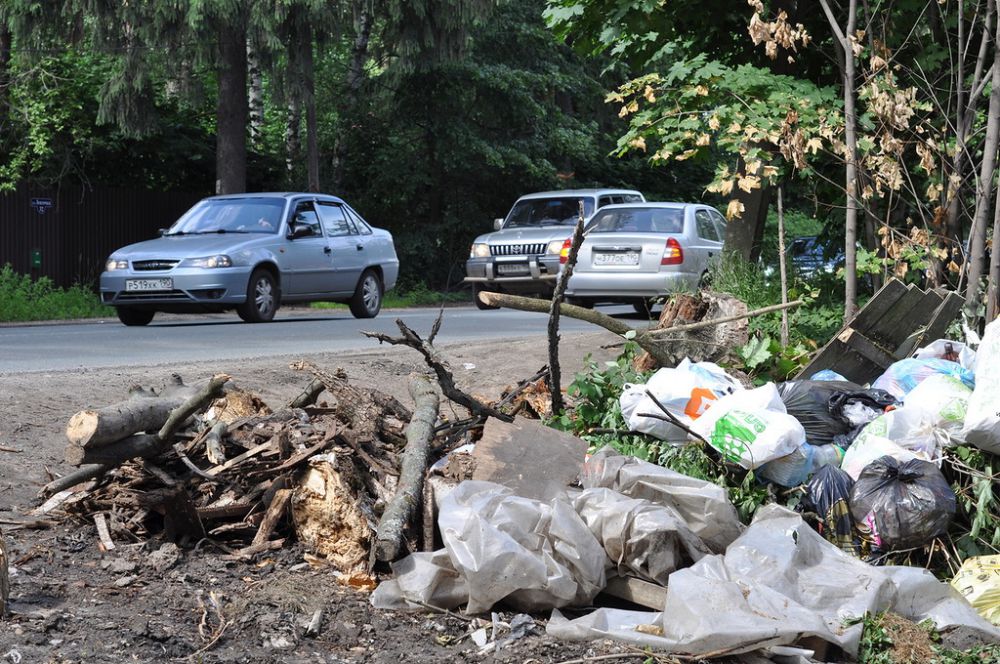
[0,264,111,321]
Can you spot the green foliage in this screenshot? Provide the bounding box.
[946,446,1000,561]
[0,265,111,322]
[852,611,1000,664]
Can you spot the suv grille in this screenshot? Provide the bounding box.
[490,243,546,257]
[132,260,180,271]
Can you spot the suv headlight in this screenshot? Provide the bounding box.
[546,239,567,254]
[106,258,128,271]
[470,243,490,258]
[181,255,232,268]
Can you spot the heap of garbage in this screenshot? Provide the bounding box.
[373,319,1000,660]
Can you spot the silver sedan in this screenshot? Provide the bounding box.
[100,193,399,325]
[563,203,726,310]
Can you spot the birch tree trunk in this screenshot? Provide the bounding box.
[965,5,1000,315]
[821,0,860,321]
[247,40,265,148]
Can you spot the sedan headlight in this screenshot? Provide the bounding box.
[106,259,128,271]
[181,255,233,269]
[470,243,490,258]
[546,239,567,255]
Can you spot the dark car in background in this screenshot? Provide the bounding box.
[100,193,399,325]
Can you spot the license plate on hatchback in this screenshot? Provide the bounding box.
[125,278,173,291]
[594,252,639,266]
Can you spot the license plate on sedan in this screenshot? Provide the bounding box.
[594,252,639,266]
[496,263,530,275]
[125,278,173,291]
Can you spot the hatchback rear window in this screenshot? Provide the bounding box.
[587,208,684,234]
[505,197,595,227]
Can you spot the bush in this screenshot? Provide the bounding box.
[0,264,111,322]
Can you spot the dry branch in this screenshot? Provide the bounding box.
[374,375,440,562]
[481,291,802,367]
[0,525,8,619]
[548,202,587,415]
[288,378,325,409]
[205,421,227,465]
[362,316,513,423]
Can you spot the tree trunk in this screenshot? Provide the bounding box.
[301,24,320,192]
[216,22,248,195]
[0,23,10,119]
[247,40,265,148]
[965,10,1000,315]
[724,156,771,262]
[332,0,373,191]
[821,0,860,321]
[286,92,302,179]
[987,188,1000,321]
[778,185,790,347]
[373,375,439,562]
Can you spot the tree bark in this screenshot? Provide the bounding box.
[987,188,1000,321]
[300,23,320,192]
[724,156,771,262]
[965,6,1000,315]
[777,185,790,347]
[547,203,586,415]
[216,21,248,194]
[332,0,373,191]
[65,375,199,451]
[247,40,265,148]
[0,23,10,125]
[374,375,439,562]
[820,0,860,321]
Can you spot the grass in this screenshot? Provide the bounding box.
[0,264,112,322]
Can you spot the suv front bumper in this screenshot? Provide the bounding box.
[464,255,561,293]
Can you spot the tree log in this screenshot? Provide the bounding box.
[65,374,197,449]
[374,375,440,562]
[64,375,231,467]
[288,378,325,409]
[205,421,228,465]
[1,525,8,619]
[480,291,802,368]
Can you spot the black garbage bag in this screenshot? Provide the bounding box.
[849,456,956,551]
[777,381,897,446]
[801,465,857,554]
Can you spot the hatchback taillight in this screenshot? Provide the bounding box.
[661,238,684,265]
[559,238,572,264]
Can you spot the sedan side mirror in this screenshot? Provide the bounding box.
[287,224,310,240]
[493,218,504,230]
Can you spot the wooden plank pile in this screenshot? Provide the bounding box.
[798,278,965,384]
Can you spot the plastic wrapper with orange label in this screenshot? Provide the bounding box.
[619,358,742,442]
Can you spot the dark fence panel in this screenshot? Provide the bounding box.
[0,185,204,288]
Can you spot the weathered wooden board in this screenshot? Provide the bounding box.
[472,416,588,501]
[601,575,668,611]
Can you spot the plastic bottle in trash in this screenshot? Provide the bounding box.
[758,443,844,487]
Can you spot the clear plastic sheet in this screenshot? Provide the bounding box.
[580,447,743,553]
[962,318,1000,455]
[371,480,607,614]
[547,505,1000,657]
[573,487,710,586]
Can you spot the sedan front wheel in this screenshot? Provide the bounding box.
[116,307,155,327]
[237,269,279,323]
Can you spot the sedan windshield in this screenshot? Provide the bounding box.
[587,208,684,234]
[504,197,595,228]
[166,198,285,235]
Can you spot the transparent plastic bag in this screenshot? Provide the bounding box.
[872,358,974,399]
[962,318,1000,455]
[757,443,843,487]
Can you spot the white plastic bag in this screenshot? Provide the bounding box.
[914,339,977,371]
[903,373,972,431]
[620,358,742,441]
[690,383,805,469]
[962,318,1000,455]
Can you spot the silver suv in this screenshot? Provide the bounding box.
[464,188,645,308]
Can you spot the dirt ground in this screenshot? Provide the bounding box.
[0,330,658,663]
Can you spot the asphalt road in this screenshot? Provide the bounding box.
[0,305,636,374]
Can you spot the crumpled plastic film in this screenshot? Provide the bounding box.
[371,480,607,614]
[581,447,743,553]
[573,487,710,586]
[547,505,1000,657]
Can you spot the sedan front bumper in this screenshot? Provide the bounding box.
[464,256,561,294]
[100,267,253,308]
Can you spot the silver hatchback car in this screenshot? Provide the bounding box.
[100,193,399,325]
[563,203,726,309]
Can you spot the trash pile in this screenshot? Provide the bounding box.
[374,318,1000,660]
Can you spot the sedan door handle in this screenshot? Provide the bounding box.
[324,246,332,254]
[356,244,364,251]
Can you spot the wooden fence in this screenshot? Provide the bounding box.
[0,185,204,288]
